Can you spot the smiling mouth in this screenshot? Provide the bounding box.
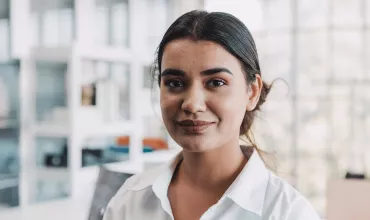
[176,120,215,134]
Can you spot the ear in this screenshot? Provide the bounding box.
[246,74,263,111]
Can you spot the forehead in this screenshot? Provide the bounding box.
[161,39,243,73]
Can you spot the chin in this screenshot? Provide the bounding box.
[175,136,217,153]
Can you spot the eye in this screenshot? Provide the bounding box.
[206,79,226,87]
[164,79,184,88]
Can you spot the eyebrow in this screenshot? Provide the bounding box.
[161,68,186,77]
[201,67,233,76]
[161,67,233,77]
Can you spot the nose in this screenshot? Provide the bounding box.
[181,84,206,114]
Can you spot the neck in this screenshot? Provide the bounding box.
[178,140,247,194]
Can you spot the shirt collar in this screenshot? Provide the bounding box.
[225,147,269,216]
[151,146,269,217]
[151,155,180,217]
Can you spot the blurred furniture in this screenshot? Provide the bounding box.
[327,180,370,220]
[88,166,132,220]
[0,148,181,219]
[0,162,135,220]
[2,0,192,210]
[0,62,20,208]
[0,196,91,220]
[17,0,152,207]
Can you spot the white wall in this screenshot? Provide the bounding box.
[172,0,204,17]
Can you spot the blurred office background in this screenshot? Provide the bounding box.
[0,0,369,219]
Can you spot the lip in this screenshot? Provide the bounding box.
[176,120,215,134]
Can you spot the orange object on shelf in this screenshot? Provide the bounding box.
[116,136,130,146]
[116,136,168,150]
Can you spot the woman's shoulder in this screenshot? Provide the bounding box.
[262,172,321,219]
[266,172,302,201]
[115,163,169,195]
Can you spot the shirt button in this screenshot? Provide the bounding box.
[100,207,106,216]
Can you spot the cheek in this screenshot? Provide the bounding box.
[160,90,179,119]
[209,89,248,128]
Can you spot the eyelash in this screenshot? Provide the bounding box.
[206,79,227,87]
[163,79,184,90]
[164,79,227,89]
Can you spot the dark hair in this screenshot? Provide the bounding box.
[153,10,272,154]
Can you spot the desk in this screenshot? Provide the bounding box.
[0,196,92,220]
[327,179,370,220]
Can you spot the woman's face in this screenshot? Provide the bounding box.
[160,39,261,152]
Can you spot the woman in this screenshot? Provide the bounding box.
[104,10,320,220]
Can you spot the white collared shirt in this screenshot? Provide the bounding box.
[103,148,321,220]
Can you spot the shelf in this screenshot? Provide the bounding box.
[0,115,19,131]
[0,127,19,138]
[34,149,180,181]
[35,160,138,183]
[34,124,69,137]
[80,121,134,137]
[30,46,72,62]
[34,121,134,138]
[35,167,98,184]
[0,195,91,220]
[35,167,69,182]
[79,45,133,63]
[14,0,180,207]
[0,175,18,190]
[29,45,138,64]
[33,149,178,184]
